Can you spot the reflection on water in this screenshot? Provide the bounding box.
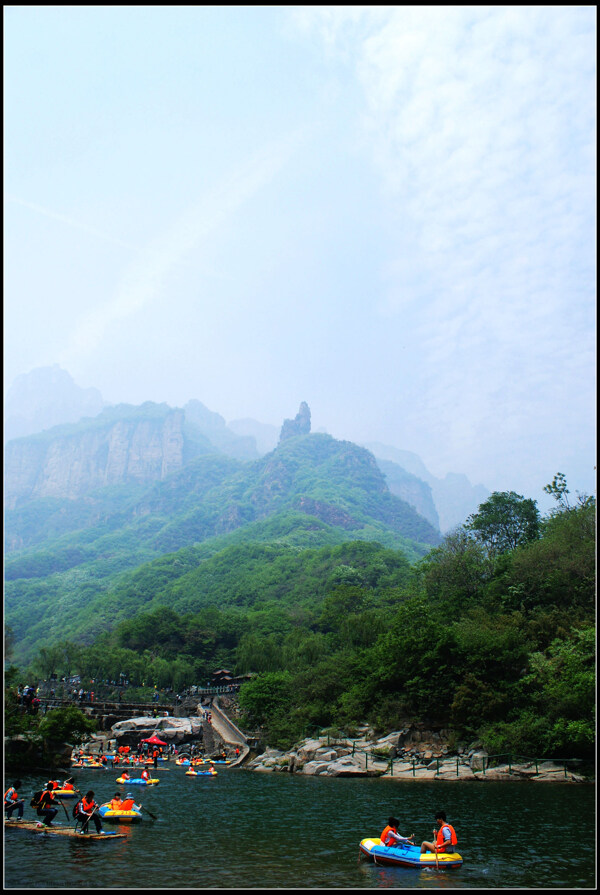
[4,768,596,889]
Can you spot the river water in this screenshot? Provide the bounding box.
[3,766,595,889]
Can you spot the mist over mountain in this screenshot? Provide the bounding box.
[4,364,105,442]
[364,442,489,532]
[4,366,489,535]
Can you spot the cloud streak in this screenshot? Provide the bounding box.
[59,133,300,368]
[6,194,137,250]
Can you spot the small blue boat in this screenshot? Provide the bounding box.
[359,837,462,869]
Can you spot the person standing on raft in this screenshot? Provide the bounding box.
[420,810,458,854]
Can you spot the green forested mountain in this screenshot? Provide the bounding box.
[11,491,594,761]
[6,431,440,661]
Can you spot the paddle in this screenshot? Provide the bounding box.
[138,803,158,821]
[79,805,100,834]
[56,796,70,823]
[433,829,439,869]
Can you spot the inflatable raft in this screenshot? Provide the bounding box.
[99,804,142,823]
[359,838,463,869]
[52,789,79,799]
[185,768,217,776]
[116,777,159,785]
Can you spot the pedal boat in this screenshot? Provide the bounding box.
[359,837,463,869]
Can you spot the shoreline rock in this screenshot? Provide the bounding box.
[245,728,591,783]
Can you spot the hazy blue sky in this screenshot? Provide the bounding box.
[4,6,596,505]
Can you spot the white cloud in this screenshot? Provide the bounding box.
[59,133,300,368]
[296,7,595,492]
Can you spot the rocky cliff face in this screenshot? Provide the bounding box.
[5,407,188,508]
[279,402,311,442]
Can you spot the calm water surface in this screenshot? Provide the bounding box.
[3,766,595,889]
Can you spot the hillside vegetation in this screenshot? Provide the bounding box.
[10,480,595,761]
[6,434,439,661]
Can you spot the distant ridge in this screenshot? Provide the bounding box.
[4,365,105,442]
[5,366,489,536]
[364,442,489,533]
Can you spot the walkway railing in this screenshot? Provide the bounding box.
[470,752,584,778]
[301,727,585,779]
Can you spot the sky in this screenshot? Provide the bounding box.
[4,6,596,507]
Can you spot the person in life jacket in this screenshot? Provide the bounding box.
[109,793,123,811]
[120,793,140,812]
[61,777,76,791]
[76,791,103,834]
[36,785,58,826]
[380,816,415,848]
[141,767,151,782]
[420,810,458,854]
[4,781,25,820]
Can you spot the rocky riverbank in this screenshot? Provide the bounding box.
[246,726,589,783]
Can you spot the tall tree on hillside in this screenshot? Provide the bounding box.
[466,491,540,555]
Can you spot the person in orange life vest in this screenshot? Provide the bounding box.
[4,781,25,820]
[120,770,130,781]
[152,748,159,769]
[121,793,141,811]
[76,791,103,834]
[141,767,151,782]
[37,785,58,826]
[61,777,76,791]
[110,793,123,810]
[420,810,458,854]
[380,816,415,848]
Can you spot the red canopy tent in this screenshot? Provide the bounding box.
[141,734,168,745]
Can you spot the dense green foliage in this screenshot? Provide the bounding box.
[13,479,596,760]
[7,440,595,761]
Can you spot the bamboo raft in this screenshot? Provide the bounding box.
[4,820,126,840]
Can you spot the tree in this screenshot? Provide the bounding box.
[38,706,97,745]
[466,491,540,555]
[419,527,490,608]
[543,472,571,511]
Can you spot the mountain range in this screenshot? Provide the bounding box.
[4,367,488,662]
[5,366,488,532]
